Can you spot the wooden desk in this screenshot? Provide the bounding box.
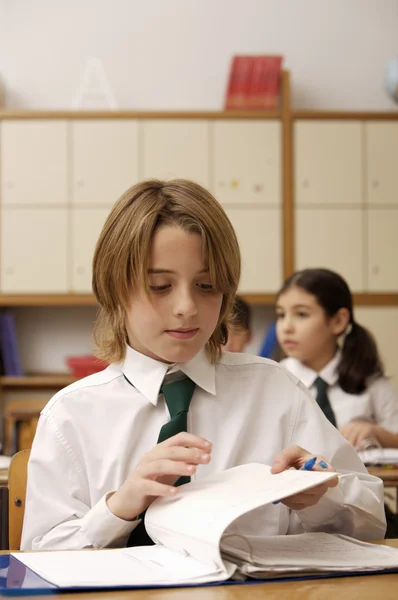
[2,540,398,600]
[368,467,398,487]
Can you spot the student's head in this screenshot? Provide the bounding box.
[92,179,241,365]
[224,296,252,353]
[275,268,383,393]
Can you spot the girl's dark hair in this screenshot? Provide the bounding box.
[277,268,384,394]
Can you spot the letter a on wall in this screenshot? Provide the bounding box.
[72,58,118,109]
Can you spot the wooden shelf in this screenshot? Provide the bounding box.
[0,374,77,388]
[353,294,398,306]
[0,293,397,307]
[0,110,282,120]
[0,294,97,306]
[293,110,398,120]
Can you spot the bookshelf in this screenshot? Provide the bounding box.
[0,70,398,395]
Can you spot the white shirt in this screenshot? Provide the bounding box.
[21,347,386,550]
[281,354,398,432]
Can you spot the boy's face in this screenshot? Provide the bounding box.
[126,225,223,364]
[224,329,251,353]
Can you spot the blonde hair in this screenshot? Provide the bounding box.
[92,179,241,364]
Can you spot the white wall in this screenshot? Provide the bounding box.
[1,0,397,111]
[1,0,398,373]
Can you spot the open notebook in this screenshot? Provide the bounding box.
[7,463,398,591]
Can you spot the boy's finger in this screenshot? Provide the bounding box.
[271,445,311,473]
[160,432,212,450]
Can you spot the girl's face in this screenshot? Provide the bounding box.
[276,286,347,372]
[126,225,223,364]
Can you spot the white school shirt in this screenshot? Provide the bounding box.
[21,346,386,550]
[280,353,398,432]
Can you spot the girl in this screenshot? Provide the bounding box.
[276,268,398,450]
[22,182,385,550]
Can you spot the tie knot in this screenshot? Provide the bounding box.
[161,377,195,418]
[314,376,328,393]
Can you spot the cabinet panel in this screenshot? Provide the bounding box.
[1,120,67,206]
[142,120,209,186]
[213,120,281,205]
[355,307,398,385]
[72,120,139,206]
[296,209,364,291]
[1,209,68,292]
[295,121,362,206]
[366,122,398,206]
[72,208,110,292]
[225,208,282,293]
[367,208,398,291]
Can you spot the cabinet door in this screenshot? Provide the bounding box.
[212,120,281,205]
[367,208,398,291]
[225,208,282,293]
[1,209,68,292]
[72,120,139,206]
[1,120,68,206]
[355,307,398,385]
[295,208,364,291]
[366,122,398,206]
[142,120,209,186]
[71,208,110,292]
[294,121,362,206]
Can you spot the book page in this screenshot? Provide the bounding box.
[146,463,338,569]
[11,547,234,588]
[221,532,398,574]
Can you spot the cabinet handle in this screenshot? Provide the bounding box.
[253,183,264,193]
[372,266,380,275]
[76,180,85,188]
[372,180,379,189]
[302,180,309,188]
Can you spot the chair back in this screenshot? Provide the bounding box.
[8,449,31,550]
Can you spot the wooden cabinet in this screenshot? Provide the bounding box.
[367,208,398,291]
[294,121,362,206]
[142,120,209,186]
[355,307,398,385]
[0,120,68,206]
[71,120,139,207]
[366,122,398,206]
[71,208,110,293]
[295,208,364,291]
[0,208,68,293]
[226,208,282,293]
[212,121,281,205]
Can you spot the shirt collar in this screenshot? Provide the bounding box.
[121,345,216,405]
[286,351,340,388]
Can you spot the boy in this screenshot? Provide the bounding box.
[21,180,385,550]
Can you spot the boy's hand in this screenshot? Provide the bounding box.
[107,432,211,521]
[271,445,338,510]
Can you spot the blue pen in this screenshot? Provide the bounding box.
[273,456,318,504]
[300,456,317,471]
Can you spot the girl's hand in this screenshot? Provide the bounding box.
[271,445,338,510]
[107,432,212,520]
[339,421,379,449]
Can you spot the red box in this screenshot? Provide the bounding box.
[66,355,108,379]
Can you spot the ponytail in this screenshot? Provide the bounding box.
[338,322,384,394]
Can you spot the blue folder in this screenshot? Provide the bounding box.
[1,553,398,596]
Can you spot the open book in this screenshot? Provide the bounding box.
[9,463,398,590]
